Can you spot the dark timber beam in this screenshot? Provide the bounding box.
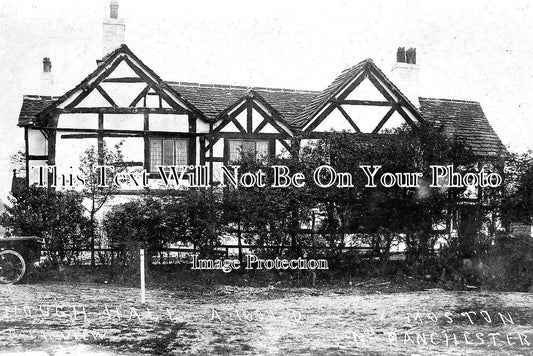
[333,99,392,106]
[129,85,151,107]
[188,115,197,165]
[212,132,289,139]
[304,73,367,132]
[27,155,48,160]
[336,105,361,132]
[103,77,144,83]
[64,56,124,110]
[96,85,118,107]
[247,99,253,133]
[63,107,188,115]
[31,126,206,137]
[251,102,290,137]
[144,113,150,171]
[372,106,397,133]
[97,113,104,165]
[123,57,190,115]
[212,104,247,135]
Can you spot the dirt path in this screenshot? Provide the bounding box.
[0,283,532,355]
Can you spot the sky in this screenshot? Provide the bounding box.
[0,0,532,202]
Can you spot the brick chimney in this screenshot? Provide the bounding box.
[390,47,420,107]
[40,57,54,95]
[102,0,125,57]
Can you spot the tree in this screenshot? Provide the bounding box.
[78,141,124,266]
[300,125,477,262]
[221,153,314,258]
[503,149,533,225]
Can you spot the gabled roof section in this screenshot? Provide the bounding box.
[34,44,205,124]
[167,81,318,124]
[292,59,367,128]
[293,59,426,130]
[18,95,60,126]
[419,97,507,158]
[209,88,295,137]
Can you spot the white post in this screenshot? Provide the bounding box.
[140,248,146,304]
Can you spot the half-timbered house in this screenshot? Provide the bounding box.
[15,2,506,239]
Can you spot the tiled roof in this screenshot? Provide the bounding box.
[15,47,506,159]
[18,95,60,126]
[291,59,368,128]
[419,97,507,158]
[167,82,318,125]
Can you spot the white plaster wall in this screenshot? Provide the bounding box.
[213,139,224,157]
[251,107,263,131]
[99,82,148,108]
[106,60,137,79]
[104,113,144,130]
[78,90,110,107]
[341,105,391,133]
[195,137,201,164]
[28,129,47,156]
[379,111,407,132]
[259,122,280,134]
[315,108,356,132]
[222,121,241,132]
[150,114,189,131]
[344,78,386,101]
[145,94,161,108]
[55,136,97,171]
[57,113,98,129]
[196,120,210,134]
[235,110,247,130]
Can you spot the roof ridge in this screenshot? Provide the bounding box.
[420,97,480,104]
[23,95,60,100]
[166,81,320,94]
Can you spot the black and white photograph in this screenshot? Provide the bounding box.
[0,0,532,355]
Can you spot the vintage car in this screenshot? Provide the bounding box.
[0,236,41,283]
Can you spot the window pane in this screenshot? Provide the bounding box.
[255,140,269,161]
[243,141,255,155]
[163,140,174,165]
[150,140,162,172]
[229,140,243,164]
[175,139,188,166]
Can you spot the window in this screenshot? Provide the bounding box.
[150,138,188,172]
[228,139,269,164]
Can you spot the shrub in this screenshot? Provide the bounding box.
[0,186,91,265]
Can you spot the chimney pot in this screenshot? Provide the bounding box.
[102,0,125,57]
[396,47,406,63]
[110,0,119,19]
[391,47,420,107]
[43,57,52,73]
[406,48,417,64]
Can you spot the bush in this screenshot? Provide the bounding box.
[103,189,224,273]
[482,232,533,291]
[0,186,91,265]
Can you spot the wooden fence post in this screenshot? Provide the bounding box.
[140,248,146,304]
